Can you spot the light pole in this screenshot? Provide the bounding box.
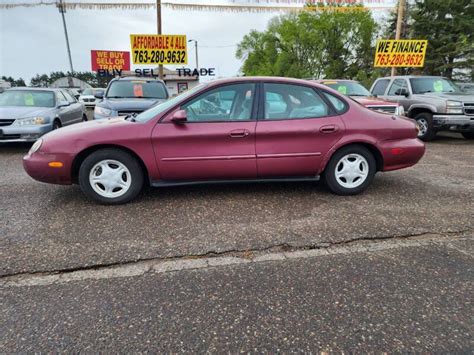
[57,0,74,87]
[188,39,199,70]
[156,0,164,80]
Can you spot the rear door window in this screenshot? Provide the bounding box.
[371,79,390,96]
[263,83,329,120]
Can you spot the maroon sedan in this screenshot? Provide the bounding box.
[23,77,425,204]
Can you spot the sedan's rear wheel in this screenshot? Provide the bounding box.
[79,149,144,204]
[324,145,376,195]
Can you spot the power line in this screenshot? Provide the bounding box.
[0,1,395,12]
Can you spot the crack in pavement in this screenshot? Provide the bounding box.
[1,229,472,288]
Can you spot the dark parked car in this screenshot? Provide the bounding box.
[94,77,169,119]
[24,77,424,204]
[0,87,86,142]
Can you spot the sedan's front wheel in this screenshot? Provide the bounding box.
[324,145,376,195]
[79,149,144,204]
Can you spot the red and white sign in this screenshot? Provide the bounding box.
[91,50,130,71]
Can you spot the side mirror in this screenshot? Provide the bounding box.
[170,109,187,124]
[57,101,70,108]
[94,91,104,99]
[395,88,409,97]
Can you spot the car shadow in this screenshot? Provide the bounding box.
[0,142,33,154]
[432,132,473,144]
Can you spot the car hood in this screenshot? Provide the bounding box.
[79,95,95,100]
[417,92,474,102]
[0,106,54,119]
[350,96,398,106]
[39,117,145,153]
[101,98,167,111]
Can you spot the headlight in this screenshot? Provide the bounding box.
[15,116,46,126]
[446,100,463,114]
[94,106,112,116]
[29,138,43,153]
[395,106,405,116]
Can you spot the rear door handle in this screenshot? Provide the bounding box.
[319,125,339,134]
[229,129,250,138]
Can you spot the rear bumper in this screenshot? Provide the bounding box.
[433,114,474,132]
[380,138,425,172]
[23,151,73,185]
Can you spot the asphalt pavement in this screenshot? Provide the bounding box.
[1,133,473,351]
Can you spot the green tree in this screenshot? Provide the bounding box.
[410,0,473,80]
[1,76,26,87]
[236,6,379,80]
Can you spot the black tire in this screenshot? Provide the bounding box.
[82,114,88,122]
[78,149,144,204]
[52,119,61,130]
[414,112,436,141]
[461,132,474,139]
[324,145,376,196]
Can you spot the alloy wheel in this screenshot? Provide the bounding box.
[416,118,428,138]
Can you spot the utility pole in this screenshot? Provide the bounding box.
[58,0,75,87]
[391,0,406,77]
[157,0,164,80]
[188,39,199,70]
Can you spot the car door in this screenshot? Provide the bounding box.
[152,82,258,181]
[385,78,410,110]
[55,91,73,125]
[256,83,345,177]
[61,90,83,123]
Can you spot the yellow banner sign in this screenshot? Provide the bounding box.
[374,39,428,67]
[130,34,188,65]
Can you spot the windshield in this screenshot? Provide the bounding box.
[106,80,168,99]
[410,78,461,94]
[0,90,55,107]
[134,83,207,122]
[321,81,371,96]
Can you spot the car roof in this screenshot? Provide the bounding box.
[112,76,165,83]
[376,75,447,80]
[6,87,61,92]
[204,76,331,88]
[313,79,357,83]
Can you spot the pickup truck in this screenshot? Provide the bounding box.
[370,75,474,141]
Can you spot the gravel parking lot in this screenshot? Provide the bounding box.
[1,133,473,351]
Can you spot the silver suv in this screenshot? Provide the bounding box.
[370,76,474,141]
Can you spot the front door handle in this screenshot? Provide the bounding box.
[319,125,339,134]
[229,129,250,138]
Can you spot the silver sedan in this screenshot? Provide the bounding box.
[0,87,86,142]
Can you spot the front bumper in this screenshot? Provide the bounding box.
[23,151,73,185]
[0,124,52,142]
[433,114,474,132]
